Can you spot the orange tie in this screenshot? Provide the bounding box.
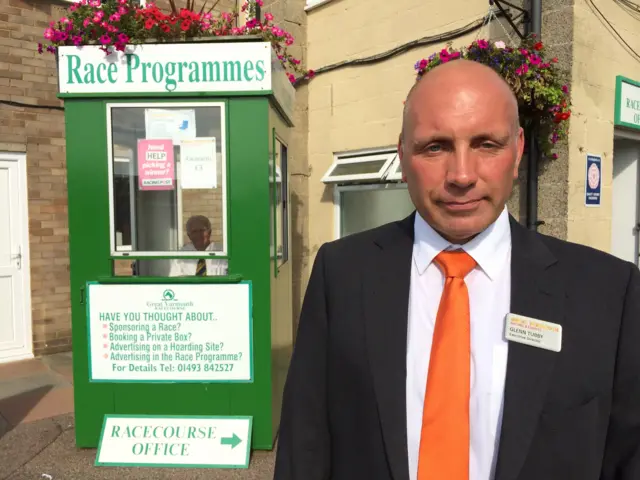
[417,250,477,480]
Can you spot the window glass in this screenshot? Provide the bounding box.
[272,137,289,266]
[340,187,415,237]
[110,104,227,257]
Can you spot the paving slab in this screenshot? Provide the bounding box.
[2,414,276,480]
[0,359,49,382]
[0,386,74,426]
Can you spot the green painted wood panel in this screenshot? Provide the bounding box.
[65,96,276,450]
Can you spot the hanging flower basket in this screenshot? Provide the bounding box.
[413,35,571,160]
[38,0,313,84]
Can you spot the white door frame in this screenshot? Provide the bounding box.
[613,129,640,266]
[0,152,33,363]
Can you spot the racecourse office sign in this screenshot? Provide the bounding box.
[57,41,272,94]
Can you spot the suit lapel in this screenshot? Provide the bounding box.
[494,217,566,480]
[363,212,415,480]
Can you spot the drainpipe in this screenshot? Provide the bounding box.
[526,0,542,231]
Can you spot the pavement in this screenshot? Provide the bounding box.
[0,353,276,479]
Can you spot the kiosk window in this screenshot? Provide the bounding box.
[270,137,288,267]
[108,103,228,257]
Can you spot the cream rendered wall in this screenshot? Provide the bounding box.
[567,0,640,250]
[306,0,495,259]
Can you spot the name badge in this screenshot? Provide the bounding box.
[505,313,562,352]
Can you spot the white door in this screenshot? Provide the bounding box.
[611,138,640,266]
[0,153,32,363]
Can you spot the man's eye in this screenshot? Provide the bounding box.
[427,144,442,153]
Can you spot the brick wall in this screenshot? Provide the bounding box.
[0,1,71,356]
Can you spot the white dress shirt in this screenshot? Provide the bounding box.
[167,242,228,277]
[406,207,512,480]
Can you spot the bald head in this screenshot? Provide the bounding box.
[401,59,520,145]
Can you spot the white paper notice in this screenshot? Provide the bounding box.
[145,109,196,145]
[180,137,217,189]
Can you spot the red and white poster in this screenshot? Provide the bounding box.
[137,139,175,191]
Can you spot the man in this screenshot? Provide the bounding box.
[168,215,227,276]
[274,59,640,480]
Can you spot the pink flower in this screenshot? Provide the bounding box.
[494,40,506,49]
[256,0,264,5]
[69,4,78,11]
[72,35,83,46]
[516,64,529,75]
[561,85,569,94]
[477,39,489,49]
[118,33,129,43]
[519,48,528,55]
[109,13,121,22]
[37,43,43,53]
[264,12,273,21]
[528,54,541,65]
[203,12,212,20]
[292,58,300,65]
[89,0,101,6]
[83,17,91,28]
[99,34,111,45]
[60,17,70,24]
[118,0,127,3]
[117,6,128,15]
[44,27,55,40]
[287,72,295,83]
[107,24,118,33]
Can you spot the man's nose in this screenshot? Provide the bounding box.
[446,149,478,187]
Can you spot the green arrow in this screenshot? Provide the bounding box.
[220,433,242,449]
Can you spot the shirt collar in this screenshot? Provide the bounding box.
[413,206,511,280]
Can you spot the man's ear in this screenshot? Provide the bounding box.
[398,135,407,183]
[513,127,525,178]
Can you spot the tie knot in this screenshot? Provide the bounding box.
[434,250,477,278]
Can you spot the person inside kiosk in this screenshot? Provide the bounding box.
[168,215,226,277]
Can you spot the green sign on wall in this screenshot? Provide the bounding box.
[615,76,640,131]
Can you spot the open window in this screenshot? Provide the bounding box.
[323,148,413,239]
[107,102,228,268]
[322,150,397,184]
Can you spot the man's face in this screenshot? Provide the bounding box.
[399,70,524,243]
[188,223,211,251]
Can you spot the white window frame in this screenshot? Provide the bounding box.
[333,183,410,240]
[305,0,335,11]
[106,101,228,258]
[322,148,398,184]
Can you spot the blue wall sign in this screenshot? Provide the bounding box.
[585,154,602,207]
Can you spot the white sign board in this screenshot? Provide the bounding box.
[180,137,218,189]
[96,415,252,468]
[87,282,253,382]
[57,42,272,94]
[618,80,640,130]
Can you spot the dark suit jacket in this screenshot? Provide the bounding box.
[273,212,640,480]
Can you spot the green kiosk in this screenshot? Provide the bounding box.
[57,37,295,466]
